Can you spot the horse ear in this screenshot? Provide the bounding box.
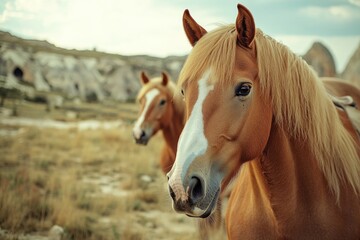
[161,72,168,86]
[236,4,255,48]
[140,71,149,85]
[183,9,207,47]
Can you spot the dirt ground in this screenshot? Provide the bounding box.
[0,101,225,240]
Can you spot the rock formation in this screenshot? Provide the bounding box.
[342,43,360,88]
[303,42,337,77]
[0,31,186,102]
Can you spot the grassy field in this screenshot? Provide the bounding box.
[0,100,199,240]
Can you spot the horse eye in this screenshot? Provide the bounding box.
[235,83,252,97]
[159,99,166,106]
[181,89,184,96]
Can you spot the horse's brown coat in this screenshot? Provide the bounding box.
[170,4,360,239]
[134,72,184,173]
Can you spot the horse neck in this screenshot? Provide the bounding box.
[256,122,335,222]
[247,120,360,237]
[161,103,184,155]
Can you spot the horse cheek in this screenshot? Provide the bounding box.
[242,107,272,161]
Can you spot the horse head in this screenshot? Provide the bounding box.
[167,4,273,218]
[133,71,174,145]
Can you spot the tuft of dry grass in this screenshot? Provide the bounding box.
[0,103,199,240]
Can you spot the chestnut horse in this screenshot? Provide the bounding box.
[133,72,225,239]
[167,4,360,240]
[133,72,184,174]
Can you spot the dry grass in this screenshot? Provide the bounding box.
[0,102,199,240]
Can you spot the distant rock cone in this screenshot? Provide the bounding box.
[342,42,360,88]
[303,42,336,77]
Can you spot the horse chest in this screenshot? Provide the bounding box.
[226,204,279,239]
[226,178,279,239]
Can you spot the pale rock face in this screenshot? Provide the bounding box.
[0,36,186,102]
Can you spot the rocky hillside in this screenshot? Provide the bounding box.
[0,31,186,102]
[0,30,359,103]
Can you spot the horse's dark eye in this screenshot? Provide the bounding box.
[235,83,252,97]
[181,89,184,96]
[159,99,166,106]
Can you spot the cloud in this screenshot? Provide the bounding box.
[349,0,360,7]
[0,0,62,23]
[300,5,360,21]
[0,0,223,57]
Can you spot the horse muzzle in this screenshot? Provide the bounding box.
[168,175,220,218]
[133,129,150,145]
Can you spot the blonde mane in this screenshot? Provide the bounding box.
[178,25,360,201]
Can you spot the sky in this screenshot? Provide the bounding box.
[0,0,359,72]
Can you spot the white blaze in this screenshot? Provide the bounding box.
[168,70,214,201]
[133,88,160,139]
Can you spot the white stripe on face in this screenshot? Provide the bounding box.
[133,88,160,139]
[168,70,214,201]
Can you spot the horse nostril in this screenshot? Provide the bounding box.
[189,176,204,205]
[169,186,176,201]
[140,130,146,139]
